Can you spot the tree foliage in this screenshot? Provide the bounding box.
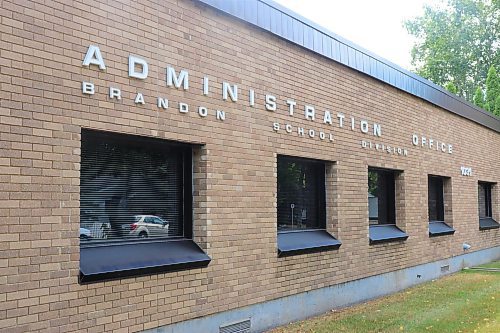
[495,95,500,116]
[485,65,500,113]
[445,82,458,94]
[405,0,499,102]
[473,87,485,109]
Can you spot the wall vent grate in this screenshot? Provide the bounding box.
[219,318,251,333]
[441,265,450,273]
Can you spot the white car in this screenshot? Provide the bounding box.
[129,215,169,238]
[79,227,92,240]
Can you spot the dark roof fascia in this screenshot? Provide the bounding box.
[197,0,500,133]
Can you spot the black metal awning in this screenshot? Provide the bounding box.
[79,239,210,284]
[277,229,341,257]
[369,225,408,244]
[429,221,455,237]
[479,218,500,230]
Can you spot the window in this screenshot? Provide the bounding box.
[427,176,454,237]
[79,129,210,283]
[368,169,395,225]
[428,176,444,222]
[277,156,325,230]
[478,182,499,230]
[368,168,408,244]
[276,156,340,256]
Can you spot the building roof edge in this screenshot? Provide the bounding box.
[197,0,500,133]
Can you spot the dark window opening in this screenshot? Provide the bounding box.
[79,129,209,283]
[478,182,499,230]
[277,156,325,231]
[368,168,395,225]
[277,156,340,256]
[478,182,493,219]
[368,167,408,244]
[80,130,189,242]
[427,175,454,237]
[428,176,444,222]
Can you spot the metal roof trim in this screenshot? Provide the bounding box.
[197,0,500,133]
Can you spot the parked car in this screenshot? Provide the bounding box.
[128,215,170,238]
[80,227,92,240]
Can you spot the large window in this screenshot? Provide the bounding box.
[79,130,209,283]
[368,168,408,244]
[276,156,340,256]
[427,175,454,237]
[81,131,187,242]
[277,156,325,230]
[478,182,499,230]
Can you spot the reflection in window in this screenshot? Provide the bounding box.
[478,182,493,218]
[80,130,188,243]
[368,168,395,225]
[428,176,445,222]
[277,156,325,231]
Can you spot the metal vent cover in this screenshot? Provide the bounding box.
[441,265,450,273]
[219,318,251,333]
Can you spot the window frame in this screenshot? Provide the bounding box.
[367,167,408,244]
[78,129,209,284]
[368,167,396,225]
[428,176,445,223]
[478,181,499,230]
[427,175,455,237]
[277,155,326,231]
[276,155,340,257]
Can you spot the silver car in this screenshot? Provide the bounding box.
[129,215,169,238]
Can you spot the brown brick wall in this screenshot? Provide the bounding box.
[0,0,499,331]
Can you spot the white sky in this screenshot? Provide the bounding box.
[272,0,441,70]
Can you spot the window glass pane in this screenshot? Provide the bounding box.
[478,183,492,218]
[277,156,325,231]
[80,130,186,243]
[428,176,444,222]
[368,169,395,225]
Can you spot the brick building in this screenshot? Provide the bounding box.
[0,0,499,332]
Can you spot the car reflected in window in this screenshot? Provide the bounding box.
[126,215,170,238]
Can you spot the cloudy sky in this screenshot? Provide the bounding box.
[272,0,441,70]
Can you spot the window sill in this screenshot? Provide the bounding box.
[429,221,455,237]
[79,239,210,284]
[479,218,500,230]
[277,229,341,257]
[369,224,408,245]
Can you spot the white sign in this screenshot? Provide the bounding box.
[79,44,449,156]
[460,166,472,176]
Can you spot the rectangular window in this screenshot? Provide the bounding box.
[368,169,395,225]
[79,129,210,283]
[427,175,454,237]
[276,155,340,256]
[368,167,408,244]
[428,176,444,222]
[277,156,325,230]
[81,132,186,242]
[478,182,499,230]
[478,182,492,218]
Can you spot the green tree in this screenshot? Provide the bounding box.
[495,95,500,116]
[445,82,458,94]
[405,0,500,101]
[485,65,500,113]
[473,87,485,109]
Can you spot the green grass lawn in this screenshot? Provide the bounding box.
[269,263,499,333]
[475,261,500,270]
